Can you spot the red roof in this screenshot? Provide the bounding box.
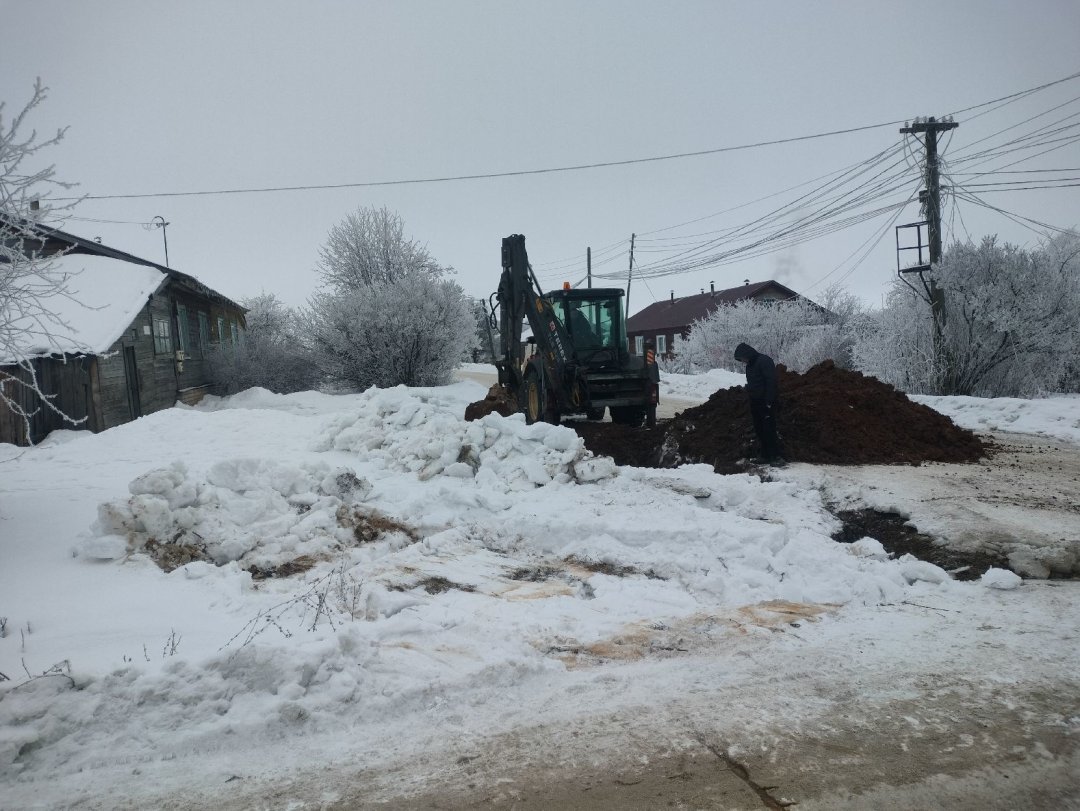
[626,280,801,333]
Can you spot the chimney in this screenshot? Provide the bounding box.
[710,281,715,295]
[744,279,750,286]
[29,199,40,212]
[670,290,674,303]
[700,288,704,295]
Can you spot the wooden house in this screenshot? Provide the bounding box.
[0,218,246,445]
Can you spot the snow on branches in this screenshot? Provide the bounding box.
[854,233,1080,396]
[307,207,475,391]
[1,79,84,441]
[309,270,475,390]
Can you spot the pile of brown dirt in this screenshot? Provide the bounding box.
[465,384,519,421]
[573,361,985,473]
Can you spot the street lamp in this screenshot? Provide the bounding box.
[152,215,170,267]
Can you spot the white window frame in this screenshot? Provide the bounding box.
[656,334,667,355]
[634,335,644,355]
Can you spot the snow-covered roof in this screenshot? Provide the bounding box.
[3,254,165,362]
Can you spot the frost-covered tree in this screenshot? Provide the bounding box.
[309,207,473,390]
[316,206,444,290]
[1,79,82,441]
[308,269,475,390]
[207,293,319,394]
[853,233,1080,396]
[682,288,859,373]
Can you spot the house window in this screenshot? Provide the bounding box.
[656,334,667,355]
[198,312,210,356]
[176,305,191,356]
[634,335,644,355]
[153,317,172,354]
[217,317,225,345]
[230,320,240,346]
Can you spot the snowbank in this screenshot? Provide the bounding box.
[313,385,617,488]
[659,368,745,401]
[915,393,1080,444]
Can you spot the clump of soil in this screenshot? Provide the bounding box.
[565,555,665,580]
[507,565,565,582]
[832,508,1009,580]
[418,576,476,595]
[574,361,985,473]
[465,384,519,421]
[246,555,319,581]
[144,538,211,573]
[336,506,419,545]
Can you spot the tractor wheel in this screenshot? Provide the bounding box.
[645,405,657,428]
[524,370,560,425]
[524,370,543,425]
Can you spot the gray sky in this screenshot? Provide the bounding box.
[3,0,1079,313]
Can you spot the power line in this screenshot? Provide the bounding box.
[804,187,921,291]
[50,70,1080,203]
[952,186,1077,234]
[951,167,1080,175]
[614,146,920,279]
[53,120,914,203]
[946,69,1080,117]
[635,143,905,239]
[957,181,1080,191]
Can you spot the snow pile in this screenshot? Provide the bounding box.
[191,386,353,417]
[315,385,616,488]
[659,368,745,401]
[915,393,1080,444]
[85,459,377,570]
[981,567,1023,590]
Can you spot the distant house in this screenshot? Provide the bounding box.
[0,217,246,445]
[626,279,807,358]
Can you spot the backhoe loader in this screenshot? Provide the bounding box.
[486,234,659,426]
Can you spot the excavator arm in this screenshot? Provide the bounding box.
[495,234,577,404]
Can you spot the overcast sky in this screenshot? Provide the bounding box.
[3,0,1078,314]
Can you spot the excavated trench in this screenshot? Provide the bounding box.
[571,361,1006,577]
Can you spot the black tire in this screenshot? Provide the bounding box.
[524,369,559,425]
[645,405,657,428]
[585,406,606,421]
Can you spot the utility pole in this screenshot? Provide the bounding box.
[901,116,956,264]
[900,116,958,386]
[587,246,592,288]
[625,233,636,314]
[152,215,170,267]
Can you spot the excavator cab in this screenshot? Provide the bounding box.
[546,290,627,366]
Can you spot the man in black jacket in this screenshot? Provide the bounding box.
[734,342,784,465]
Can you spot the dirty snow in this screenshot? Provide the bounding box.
[0,378,1077,808]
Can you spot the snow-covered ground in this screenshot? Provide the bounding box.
[1,377,1078,808]
[914,392,1080,444]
